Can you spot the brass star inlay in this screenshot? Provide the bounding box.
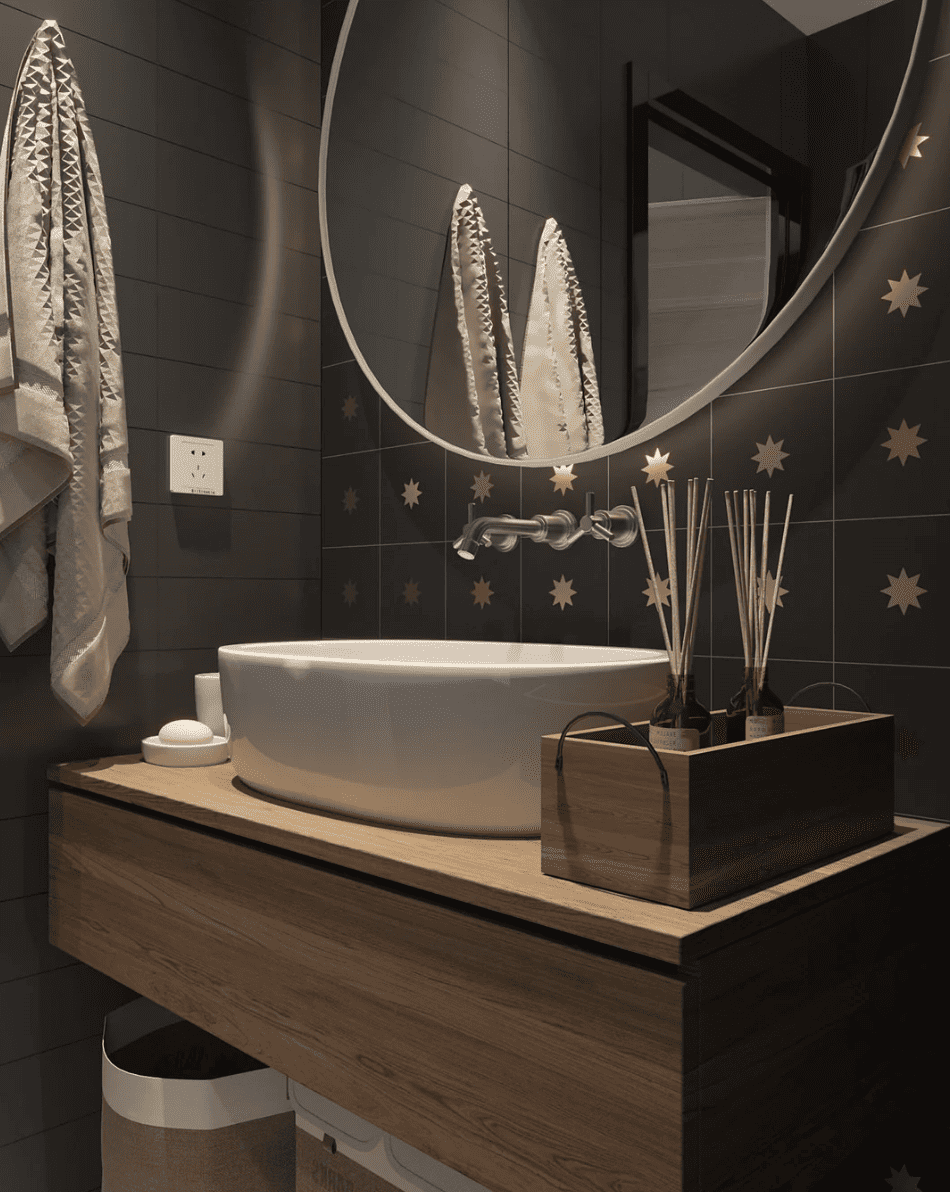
[751,435,789,477]
[756,570,788,612]
[642,448,673,487]
[550,465,578,495]
[643,574,671,608]
[342,486,359,514]
[881,269,927,317]
[402,579,421,606]
[403,479,422,507]
[342,580,358,606]
[471,471,494,501]
[880,567,926,615]
[881,419,926,465]
[472,577,493,608]
[898,123,929,169]
[342,395,358,420]
[550,575,576,610]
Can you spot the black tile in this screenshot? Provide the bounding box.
[709,519,833,663]
[445,451,523,531]
[321,453,379,547]
[862,56,950,229]
[157,506,319,579]
[322,359,381,455]
[711,379,833,526]
[521,454,609,526]
[321,546,380,638]
[156,577,320,649]
[447,537,521,641]
[933,0,950,60]
[834,662,950,821]
[379,393,430,449]
[835,362,950,520]
[833,206,950,379]
[834,516,947,668]
[380,442,446,544]
[320,280,354,368]
[520,533,610,646]
[379,542,447,638]
[609,402,711,525]
[723,272,834,394]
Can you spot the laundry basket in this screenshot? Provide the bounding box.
[291,1079,491,1192]
[101,996,295,1192]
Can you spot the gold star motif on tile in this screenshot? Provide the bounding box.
[550,465,578,495]
[342,580,358,606]
[403,479,422,507]
[342,395,358,420]
[402,579,421,606]
[472,577,493,608]
[751,435,789,477]
[880,567,926,615]
[550,575,576,610]
[643,574,671,608]
[471,471,493,501]
[342,486,359,513]
[881,269,927,317]
[756,570,788,612]
[898,123,929,169]
[642,448,673,487]
[881,419,926,465]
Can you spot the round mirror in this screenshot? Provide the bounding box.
[320,0,929,465]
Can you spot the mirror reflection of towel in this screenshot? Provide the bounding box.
[519,217,602,458]
[425,185,601,459]
[424,184,526,458]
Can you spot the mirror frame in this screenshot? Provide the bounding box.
[319,0,937,468]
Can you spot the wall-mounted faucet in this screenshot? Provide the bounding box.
[453,492,639,559]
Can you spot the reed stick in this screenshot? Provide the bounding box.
[724,491,752,667]
[680,479,712,676]
[662,481,681,676]
[748,490,757,668]
[630,485,675,666]
[686,479,695,599]
[760,493,794,677]
[756,490,771,674]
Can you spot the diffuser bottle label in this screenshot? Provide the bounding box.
[746,713,785,738]
[649,724,699,751]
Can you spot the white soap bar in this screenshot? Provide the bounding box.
[159,719,214,745]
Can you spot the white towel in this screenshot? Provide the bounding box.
[424,184,527,458]
[519,217,603,458]
[0,20,131,725]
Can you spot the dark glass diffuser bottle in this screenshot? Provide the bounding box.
[725,666,754,743]
[649,672,712,751]
[745,666,785,738]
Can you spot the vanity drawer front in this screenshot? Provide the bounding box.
[49,785,686,1192]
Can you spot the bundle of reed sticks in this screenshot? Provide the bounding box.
[723,489,793,695]
[629,478,712,680]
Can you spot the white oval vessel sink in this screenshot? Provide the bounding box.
[218,640,669,837]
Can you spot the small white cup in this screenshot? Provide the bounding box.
[195,673,229,741]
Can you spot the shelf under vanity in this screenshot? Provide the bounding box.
[48,754,948,1192]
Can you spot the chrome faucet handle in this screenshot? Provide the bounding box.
[580,491,614,541]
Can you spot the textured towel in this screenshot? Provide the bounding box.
[519,217,602,458]
[0,20,131,725]
[424,184,527,458]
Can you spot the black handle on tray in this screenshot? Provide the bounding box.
[785,682,872,712]
[554,712,669,794]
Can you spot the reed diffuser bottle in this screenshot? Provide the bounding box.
[723,488,793,742]
[631,477,713,752]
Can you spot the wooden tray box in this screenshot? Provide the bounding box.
[541,706,894,909]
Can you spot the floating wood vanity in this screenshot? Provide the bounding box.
[48,756,947,1192]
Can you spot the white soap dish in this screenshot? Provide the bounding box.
[142,718,231,767]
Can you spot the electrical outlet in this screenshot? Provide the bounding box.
[169,434,224,496]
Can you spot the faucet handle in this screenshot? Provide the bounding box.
[580,491,614,541]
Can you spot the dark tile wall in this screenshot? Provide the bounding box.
[0,2,320,1188]
[321,3,949,1179]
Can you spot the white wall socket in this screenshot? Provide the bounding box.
[169,434,224,496]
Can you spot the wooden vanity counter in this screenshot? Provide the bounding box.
[49,755,948,1192]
